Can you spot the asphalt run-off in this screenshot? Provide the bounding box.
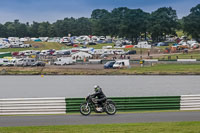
[0,111,200,127]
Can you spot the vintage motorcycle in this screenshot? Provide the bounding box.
[80,94,117,116]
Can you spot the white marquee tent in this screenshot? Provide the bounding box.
[72,52,92,60]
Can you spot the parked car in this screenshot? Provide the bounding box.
[134,41,151,48]
[88,42,96,45]
[71,49,80,54]
[32,61,46,67]
[113,60,130,68]
[23,44,32,48]
[7,59,17,66]
[40,49,55,56]
[151,42,158,46]
[125,50,136,55]
[73,44,79,47]
[0,59,9,66]
[22,50,39,56]
[22,58,36,66]
[0,58,16,66]
[12,52,19,56]
[40,50,50,56]
[60,37,71,44]
[15,59,24,66]
[104,61,116,69]
[156,42,169,46]
[99,36,106,40]
[54,57,73,65]
[100,53,109,58]
[53,50,71,56]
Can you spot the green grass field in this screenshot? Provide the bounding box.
[0,42,67,52]
[0,121,199,133]
[0,42,149,53]
[156,52,200,60]
[122,64,200,75]
[1,64,200,75]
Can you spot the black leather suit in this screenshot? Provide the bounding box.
[91,88,107,106]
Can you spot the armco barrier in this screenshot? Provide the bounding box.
[144,59,158,62]
[1,95,199,115]
[177,59,197,62]
[181,95,200,110]
[66,96,180,112]
[0,97,66,115]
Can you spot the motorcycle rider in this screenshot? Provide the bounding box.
[91,85,107,109]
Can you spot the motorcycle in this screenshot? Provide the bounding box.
[80,94,117,116]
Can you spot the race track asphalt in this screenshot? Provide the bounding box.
[0,111,200,127]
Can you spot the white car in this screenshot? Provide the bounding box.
[113,60,130,68]
[54,57,73,65]
[0,59,9,66]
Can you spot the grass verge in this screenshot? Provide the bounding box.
[121,63,200,75]
[0,121,200,133]
[0,64,200,75]
[2,110,200,117]
[155,52,200,60]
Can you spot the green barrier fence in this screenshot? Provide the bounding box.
[0,52,12,58]
[65,96,180,112]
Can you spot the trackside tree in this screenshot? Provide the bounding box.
[91,7,150,44]
[148,7,179,42]
[0,4,199,42]
[91,9,111,36]
[183,4,200,42]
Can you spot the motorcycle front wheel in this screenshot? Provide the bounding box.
[105,102,117,115]
[80,103,91,116]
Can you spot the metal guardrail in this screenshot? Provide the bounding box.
[0,95,199,115]
[177,59,197,62]
[181,95,200,110]
[0,97,66,115]
[66,96,181,112]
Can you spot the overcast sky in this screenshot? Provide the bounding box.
[0,0,199,24]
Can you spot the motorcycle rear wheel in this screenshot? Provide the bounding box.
[80,103,91,116]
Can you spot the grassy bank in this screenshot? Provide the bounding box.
[0,42,66,52]
[0,42,149,53]
[0,64,200,75]
[155,52,200,60]
[0,121,200,133]
[122,63,200,75]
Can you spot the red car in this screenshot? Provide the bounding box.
[12,52,19,56]
[73,44,79,47]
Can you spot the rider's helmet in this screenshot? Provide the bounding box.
[94,85,100,92]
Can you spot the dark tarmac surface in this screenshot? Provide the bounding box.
[0,111,200,127]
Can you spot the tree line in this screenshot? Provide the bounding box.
[0,4,199,42]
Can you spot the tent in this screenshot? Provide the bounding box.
[157,42,169,46]
[0,52,12,58]
[135,41,151,48]
[72,52,92,60]
[34,39,42,42]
